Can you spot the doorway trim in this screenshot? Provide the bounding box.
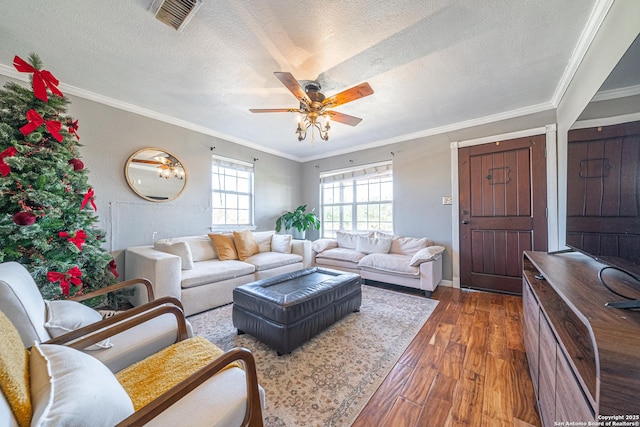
[449,124,558,288]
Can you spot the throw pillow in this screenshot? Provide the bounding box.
[44,300,112,350]
[207,233,238,260]
[311,238,338,253]
[0,311,32,427]
[356,235,393,254]
[390,236,431,255]
[233,229,259,261]
[336,231,372,249]
[153,240,195,270]
[253,230,275,252]
[409,246,445,266]
[176,235,217,261]
[30,342,134,427]
[271,234,292,254]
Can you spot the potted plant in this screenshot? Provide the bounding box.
[275,204,321,240]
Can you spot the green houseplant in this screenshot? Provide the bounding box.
[275,204,321,240]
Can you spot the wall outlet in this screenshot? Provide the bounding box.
[442,196,453,205]
[152,231,158,241]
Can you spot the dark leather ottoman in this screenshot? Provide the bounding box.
[232,267,361,355]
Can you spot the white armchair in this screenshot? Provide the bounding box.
[0,261,193,372]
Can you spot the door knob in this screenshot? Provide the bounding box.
[462,220,470,224]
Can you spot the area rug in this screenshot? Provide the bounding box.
[187,285,438,426]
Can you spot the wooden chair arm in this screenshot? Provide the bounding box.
[43,297,189,348]
[69,278,155,303]
[116,347,264,427]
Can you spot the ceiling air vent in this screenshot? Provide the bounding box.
[149,0,202,31]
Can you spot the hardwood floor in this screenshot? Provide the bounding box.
[352,286,541,427]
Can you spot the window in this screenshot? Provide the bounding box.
[320,161,393,238]
[211,155,254,228]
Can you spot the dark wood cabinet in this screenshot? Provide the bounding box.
[522,251,640,426]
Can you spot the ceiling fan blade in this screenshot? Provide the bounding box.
[249,108,300,113]
[327,111,363,126]
[322,82,374,108]
[274,72,311,105]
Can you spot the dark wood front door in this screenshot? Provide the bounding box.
[459,135,547,293]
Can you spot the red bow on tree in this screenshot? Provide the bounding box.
[47,266,83,296]
[0,147,18,177]
[13,55,64,102]
[81,187,97,211]
[108,259,120,278]
[20,109,63,142]
[66,119,80,140]
[59,230,87,250]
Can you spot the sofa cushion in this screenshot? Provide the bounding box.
[410,246,445,266]
[208,234,238,261]
[243,252,303,271]
[315,247,367,263]
[389,236,432,256]
[253,230,275,252]
[358,253,419,276]
[44,300,112,350]
[153,241,195,270]
[180,260,255,289]
[173,235,217,262]
[271,234,292,254]
[233,229,259,261]
[336,231,372,249]
[30,342,134,427]
[356,235,392,254]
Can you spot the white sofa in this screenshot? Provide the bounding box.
[312,231,444,297]
[125,230,312,315]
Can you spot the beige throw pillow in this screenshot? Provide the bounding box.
[233,230,259,261]
[153,240,195,270]
[271,234,292,254]
[356,235,393,254]
[207,233,238,260]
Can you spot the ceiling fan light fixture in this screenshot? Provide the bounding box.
[250,71,373,144]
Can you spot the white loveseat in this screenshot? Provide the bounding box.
[125,230,312,315]
[312,231,444,297]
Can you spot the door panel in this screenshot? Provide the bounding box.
[459,135,547,293]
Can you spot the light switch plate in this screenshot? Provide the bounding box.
[442,196,452,205]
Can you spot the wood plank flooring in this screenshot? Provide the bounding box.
[352,286,541,427]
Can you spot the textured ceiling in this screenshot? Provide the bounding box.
[0,0,604,160]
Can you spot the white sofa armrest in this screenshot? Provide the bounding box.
[291,239,312,268]
[419,252,443,292]
[125,246,182,306]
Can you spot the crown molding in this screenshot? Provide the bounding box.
[0,63,302,162]
[300,101,555,162]
[591,83,640,102]
[551,0,614,107]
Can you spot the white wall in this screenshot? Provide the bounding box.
[0,74,303,274]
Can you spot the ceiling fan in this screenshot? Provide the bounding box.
[250,72,374,142]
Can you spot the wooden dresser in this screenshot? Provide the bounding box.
[522,251,640,426]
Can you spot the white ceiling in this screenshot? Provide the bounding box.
[0,0,607,161]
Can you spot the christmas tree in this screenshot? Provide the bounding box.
[0,53,120,305]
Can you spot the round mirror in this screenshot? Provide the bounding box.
[125,148,187,202]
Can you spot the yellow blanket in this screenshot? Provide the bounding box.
[116,336,241,410]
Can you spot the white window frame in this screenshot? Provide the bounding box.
[211,155,255,230]
[319,161,393,238]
